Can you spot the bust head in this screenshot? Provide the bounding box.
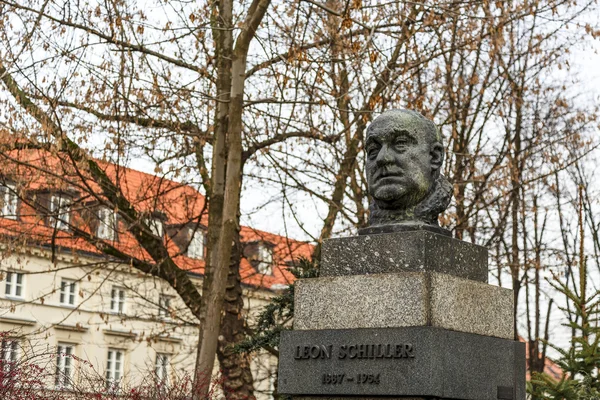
[365,109,452,229]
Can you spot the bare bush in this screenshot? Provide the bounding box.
[0,331,234,400]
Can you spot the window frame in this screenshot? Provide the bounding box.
[105,348,125,392]
[0,182,18,220]
[155,353,170,389]
[110,286,126,314]
[268,356,277,395]
[49,193,72,231]
[158,295,172,319]
[257,243,274,275]
[5,271,24,299]
[187,228,205,259]
[97,207,118,241]
[55,343,75,389]
[59,279,77,307]
[0,338,19,374]
[143,217,164,238]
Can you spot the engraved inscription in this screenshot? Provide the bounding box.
[294,345,333,359]
[322,374,345,384]
[294,343,414,361]
[295,342,414,386]
[357,373,380,384]
[322,373,381,385]
[339,344,414,359]
[279,328,524,398]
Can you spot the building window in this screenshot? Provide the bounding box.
[110,287,126,314]
[55,343,74,388]
[60,279,76,306]
[268,357,277,395]
[257,243,274,275]
[155,353,170,388]
[187,229,204,259]
[0,183,18,220]
[106,349,124,391]
[49,194,71,231]
[0,339,19,375]
[144,217,163,238]
[245,241,275,275]
[97,207,117,241]
[158,295,172,319]
[5,272,24,298]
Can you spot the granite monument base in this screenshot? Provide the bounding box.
[279,327,525,400]
[279,231,525,400]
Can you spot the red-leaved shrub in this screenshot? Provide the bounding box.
[0,331,230,400]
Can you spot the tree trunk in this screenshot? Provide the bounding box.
[217,229,255,400]
[193,0,233,394]
[194,1,271,398]
[509,100,523,341]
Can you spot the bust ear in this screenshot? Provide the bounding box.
[430,143,444,171]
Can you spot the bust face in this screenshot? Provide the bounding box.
[365,110,442,210]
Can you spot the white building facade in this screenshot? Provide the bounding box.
[0,156,308,399]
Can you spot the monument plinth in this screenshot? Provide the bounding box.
[320,230,488,282]
[278,109,526,400]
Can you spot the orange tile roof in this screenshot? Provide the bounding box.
[0,145,312,291]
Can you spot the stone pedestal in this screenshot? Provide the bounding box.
[294,272,513,339]
[321,231,488,282]
[278,230,526,400]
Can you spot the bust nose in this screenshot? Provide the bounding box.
[375,144,395,167]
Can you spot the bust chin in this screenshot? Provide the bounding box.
[371,187,414,208]
[368,174,452,226]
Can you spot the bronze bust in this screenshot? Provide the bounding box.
[359,109,452,236]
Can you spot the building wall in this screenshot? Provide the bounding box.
[0,247,277,398]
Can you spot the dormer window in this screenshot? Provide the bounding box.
[245,241,275,275]
[143,217,164,238]
[0,183,18,220]
[97,207,118,241]
[168,224,205,259]
[49,193,71,231]
[187,229,205,259]
[257,243,274,274]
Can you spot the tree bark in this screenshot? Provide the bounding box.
[194,0,234,394]
[194,1,270,398]
[217,229,255,400]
